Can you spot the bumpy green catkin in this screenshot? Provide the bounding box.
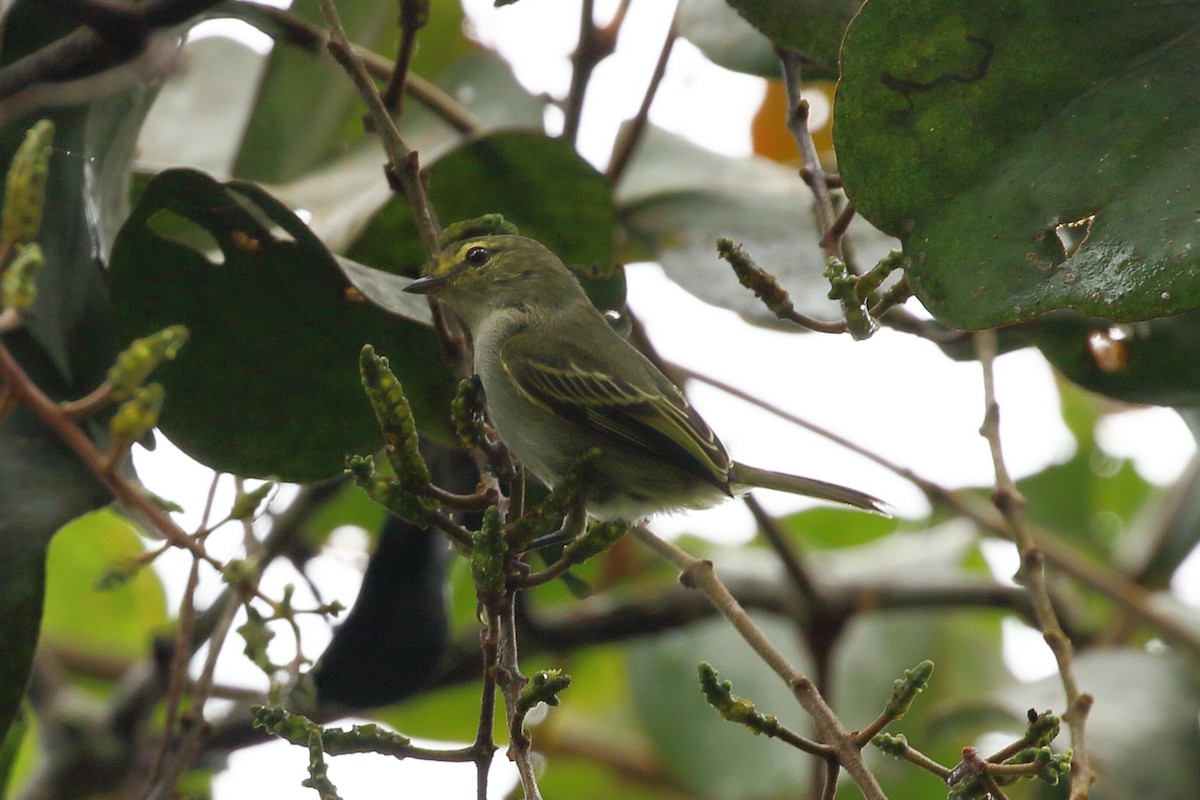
[109,383,165,442]
[359,345,430,492]
[1,120,54,250]
[108,326,189,401]
[472,506,507,604]
[1,243,42,311]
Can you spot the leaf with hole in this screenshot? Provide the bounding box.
[836,1,1200,328]
[109,168,456,481]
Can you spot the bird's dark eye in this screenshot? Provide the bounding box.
[464,246,491,266]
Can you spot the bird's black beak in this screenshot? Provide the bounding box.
[403,274,449,295]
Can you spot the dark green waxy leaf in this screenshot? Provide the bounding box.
[835,1,1200,329]
[110,168,456,481]
[348,130,621,308]
[618,126,897,326]
[1027,311,1200,407]
[723,0,863,77]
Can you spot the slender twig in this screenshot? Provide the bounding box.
[316,0,440,256]
[562,0,632,144]
[520,555,576,589]
[718,239,850,334]
[676,360,1200,657]
[630,526,888,800]
[779,49,840,261]
[496,595,541,800]
[425,483,494,511]
[145,554,201,792]
[819,203,857,251]
[820,759,840,800]
[887,740,952,780]
[233,0,480,133]
[379,0,425,118]
[606,0,679,184]
[0,0,223,102]
[141,593,242,800]
[743,494,822,606]
[472,614,501,800]
[0,340,225,570]
[974,330,1094,799]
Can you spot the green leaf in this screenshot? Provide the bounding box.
[41,510,168,660]
[723,0,864,77]
[137,34,267,177]
[618,126,897,325]
[0,711,34,798]
[835,1,1200,328]
[1016,439,1151,562]
[627,613,812,799]
[777,505,901,549]
[109,168,456,481]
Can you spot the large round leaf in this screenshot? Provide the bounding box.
[835,0,1200,329]
[42,510,168,661]
[110,168,455,481]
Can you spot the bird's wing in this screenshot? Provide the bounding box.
[499,337,731,490]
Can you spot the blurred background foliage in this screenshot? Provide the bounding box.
[1,0,1199,799]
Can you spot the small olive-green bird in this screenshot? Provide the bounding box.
[405,234,886,522]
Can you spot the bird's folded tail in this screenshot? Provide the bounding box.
[729,462,891,516]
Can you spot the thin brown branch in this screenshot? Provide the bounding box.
[606,0,679,184]
[0,340,222,569]
[779,48,841,261]
[144,554,201,793]
[496,595,542,800]
[743,494,823,606]
[317,0,440,257]
[888,739,952,780]
[0,0,223,100]
[472,614,500,800]
[717,238,848,333]
[974,330,1094,799]
[231,0,480,134]
[820,759,840,800]
[677,359,1200,657]
[562,0,632,143]
[378,0,426,119]
[630,526,888,800]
